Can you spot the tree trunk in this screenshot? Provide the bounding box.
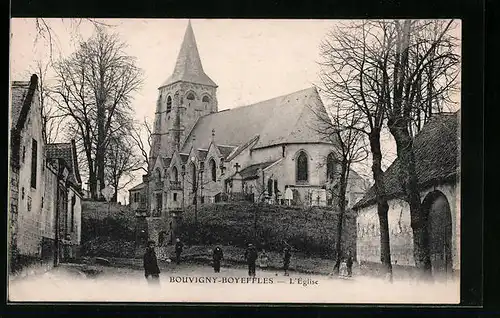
[333,159,349,274]
[388,120,432,280]
[97,104,106,199]
[369,129,393,282]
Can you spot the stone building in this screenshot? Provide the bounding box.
[9,74,83,274]
[353,111,460,278]
[45,141,83,260]
[129,21,366,244]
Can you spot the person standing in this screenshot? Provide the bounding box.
[244,243,258,277]
[143,240,160,285]
[283,247,291,276]
[259,249,269,270]
[346,250,354,277]
[175,238,184,265]
[213,246,224,273]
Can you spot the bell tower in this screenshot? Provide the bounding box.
[149,20,218,169]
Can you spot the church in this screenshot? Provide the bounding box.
[129,21,366,245]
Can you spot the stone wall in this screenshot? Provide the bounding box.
[355,181,460,271]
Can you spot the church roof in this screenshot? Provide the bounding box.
[162,157,172,168]
[353,111,460,210]
[217,145,237,159]
[239,160,280,180]
[160,21,217,88]
[180,87,328,153]
[129,182,146,192]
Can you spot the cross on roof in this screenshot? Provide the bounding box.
[234,162,241,173]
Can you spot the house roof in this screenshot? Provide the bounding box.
[239,160,279,180]
[10,81,30,130]
[180,87,328,153]
[353,111,460,210]
[160,21,217,88]
[129,182,146,192]
[46,141,82,187]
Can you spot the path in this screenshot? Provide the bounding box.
[8,263,459,304]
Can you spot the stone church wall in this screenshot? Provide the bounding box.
[355,182,460,270]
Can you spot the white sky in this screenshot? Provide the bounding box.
[10,18,337,120]
[9,18,461,203]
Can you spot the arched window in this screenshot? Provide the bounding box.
[187,92,195,100]
[296,151,309,183]
[191,163,197,193]
[209,158,217,182]
[202,96,210,110]
[155,168,161,181]
[171,166,179,182]
[326,153,336,181]
[166,96,172,113]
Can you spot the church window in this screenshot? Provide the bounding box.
[166,96,172,113]
[274,180,278,195]
[70,195,76,232]
[155,168,161,181]
[172,166,179,182]
[326,153,336,181]
[202,96,210,110]
[154,193,162,217]
[267,179,273,196]
[296,151,308,183]
[191,163,197,193]
[187,93,195,100]
[209,159,217,181]
[173,193,177,201]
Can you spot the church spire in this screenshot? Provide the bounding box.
[160,20,217,88]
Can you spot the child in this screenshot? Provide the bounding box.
[259,250,269,270]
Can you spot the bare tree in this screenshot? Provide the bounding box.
[105,133,144,202]
[32,18,115,61]
[310,101,368,274]
[319,20,395,281]
[379,20,460,278]
[52,25,144,200]
[130,117,153,174]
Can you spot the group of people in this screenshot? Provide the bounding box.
[143,238,354,285]
[244,243,292,277]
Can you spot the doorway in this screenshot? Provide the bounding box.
[422,190,453,279]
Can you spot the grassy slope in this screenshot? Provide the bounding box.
[179,202,357,259]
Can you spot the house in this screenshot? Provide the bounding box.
[353,111,460,277]
[137,21,366,245]
[45,141,83,261]
[8,74,83,275]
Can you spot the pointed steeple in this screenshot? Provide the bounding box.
[161,20,217,88]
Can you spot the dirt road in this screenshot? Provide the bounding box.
[8,263,459,304]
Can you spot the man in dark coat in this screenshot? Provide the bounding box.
[244,243,258,277]
[143,240,160,284]
[283,247,291,276]
[346,250,354,277]
[212,246,224,273]
[175,238,184,265]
